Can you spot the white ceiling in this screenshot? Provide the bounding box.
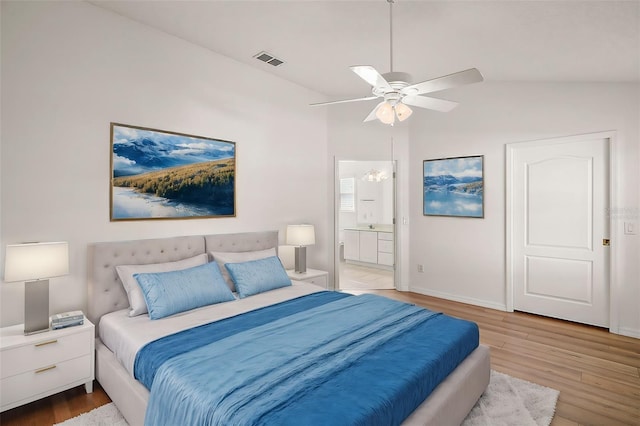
[89,0,640,99]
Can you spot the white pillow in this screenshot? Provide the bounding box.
[209,248,277,292]
[116,253,208,317]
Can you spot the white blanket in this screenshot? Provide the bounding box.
[98,281,323,377]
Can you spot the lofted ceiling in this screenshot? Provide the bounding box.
[88,0,640,99]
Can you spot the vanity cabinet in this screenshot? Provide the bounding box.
[344,230,360,261]
[377,232,394,266]
[343,229,393,268]
[359,232,378,263]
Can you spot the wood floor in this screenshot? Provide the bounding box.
[0,381,111,426]
[2,290,639,426]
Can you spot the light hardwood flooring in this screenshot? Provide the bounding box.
[1,290,638,426]
[355,290,640,426]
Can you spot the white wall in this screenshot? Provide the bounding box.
[0,1,328,327]
[408,82,640,336]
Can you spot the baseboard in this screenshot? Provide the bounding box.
[617,327,640,339]
[410,286,638,338]
[410,286,507,312]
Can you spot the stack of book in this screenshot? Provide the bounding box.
[50,310,84,330]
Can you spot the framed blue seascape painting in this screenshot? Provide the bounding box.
[110,123,236,221]
[423,155,484,218]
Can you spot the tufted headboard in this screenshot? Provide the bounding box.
[204,231,278,254]
[87,231,278,330]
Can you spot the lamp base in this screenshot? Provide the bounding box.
[24,279,50,335]
[294,246,307,274]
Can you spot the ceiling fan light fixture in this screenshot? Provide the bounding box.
[309,0,483,125]
[376,102,395,124]
[395,102,413,121]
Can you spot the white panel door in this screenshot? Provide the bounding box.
[510,135,609,327]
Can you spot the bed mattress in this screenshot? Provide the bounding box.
[99,281,323,377]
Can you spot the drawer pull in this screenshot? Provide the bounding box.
[35,365,57,374]
[35,339,58,347]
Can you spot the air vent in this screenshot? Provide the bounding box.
[253,51,285,67]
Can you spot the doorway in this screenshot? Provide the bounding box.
[335,160,395,291]
[506,132,613,327]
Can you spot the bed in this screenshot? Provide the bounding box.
[87,231,490,426]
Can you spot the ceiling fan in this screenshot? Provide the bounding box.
[310,0,484,125]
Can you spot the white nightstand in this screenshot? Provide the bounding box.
[287,268,329,289]
[0,316,95,412]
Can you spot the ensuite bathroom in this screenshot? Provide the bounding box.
[337,160,395,290]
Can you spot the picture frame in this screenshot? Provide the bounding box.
[423,155,484,218]
[110,123,236,221]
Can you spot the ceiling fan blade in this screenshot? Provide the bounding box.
[364,102,385,122]
[402,68,484,96]
[350,66,393,92]
[310,96,378,107]
[402,96,459,112]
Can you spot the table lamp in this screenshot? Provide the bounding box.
[4,241,69,335]
[286,225,315,273]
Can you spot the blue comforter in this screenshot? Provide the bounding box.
[135,292,479,426]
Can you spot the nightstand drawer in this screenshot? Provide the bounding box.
[303,275,328,288]
[1,354,92,409]
[1,329,92,379]
[287,268,329,289]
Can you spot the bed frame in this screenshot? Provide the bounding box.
[87,231,490,426]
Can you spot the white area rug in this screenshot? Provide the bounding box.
[56,403,127,426]
[463,370,559,426]
[56,370,558,426]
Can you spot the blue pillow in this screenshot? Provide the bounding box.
[134,262,235,320]
[225,256,292,298]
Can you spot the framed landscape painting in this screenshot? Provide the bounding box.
[110,123,236,221]
[423,155,484,218]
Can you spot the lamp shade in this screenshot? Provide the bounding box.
[286,225,315,246]
[4,242,69,282]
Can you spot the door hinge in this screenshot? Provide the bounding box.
[603,239,610,246]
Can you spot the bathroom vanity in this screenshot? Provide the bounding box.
[343,226,394,269]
